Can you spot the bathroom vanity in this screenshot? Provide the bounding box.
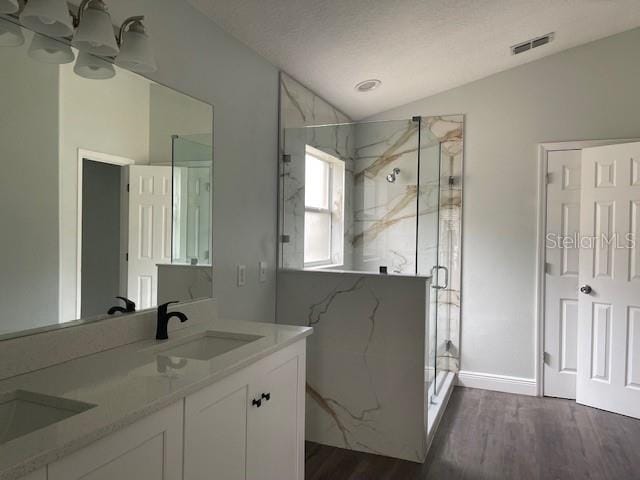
[0,313,311,480]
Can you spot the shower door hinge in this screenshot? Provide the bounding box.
[546,173,553,184]
[282,154,292,164]
[280,234,291,243]
[412,115,421,123]
[127,183,130,192]
[126,253,129,262]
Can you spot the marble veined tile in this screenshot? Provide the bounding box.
[277,270,430,462]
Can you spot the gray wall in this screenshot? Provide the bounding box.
[369,27,640,380]
[104,0,280,323]
[148,83,213,165]
[81,160,122,318]
[0,37,59,333]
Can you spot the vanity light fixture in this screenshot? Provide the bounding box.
[19,0,74,38]
[115,16,157,73]
[74,50,115,79]
[0,17,24,47]
[28,33,75,64]
[0,0,18,15]
[72,0,119,57]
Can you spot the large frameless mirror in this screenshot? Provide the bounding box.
[0,18,213,340]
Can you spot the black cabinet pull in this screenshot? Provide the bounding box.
[252,398,262,408]
[261,392,271,401]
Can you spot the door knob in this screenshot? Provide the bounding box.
[580,285,593,294]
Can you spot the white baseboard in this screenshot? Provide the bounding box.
[457,370,537,397]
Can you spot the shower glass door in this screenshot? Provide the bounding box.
[171,134,213,265]
[417,133,443,398]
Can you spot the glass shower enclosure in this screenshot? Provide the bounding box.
[171,134,213,266]
[279,117,451,405]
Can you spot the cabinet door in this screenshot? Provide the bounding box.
[48,402,182,480]
[184,373,249,480]
[247,356,301,480]
[19,469,45,480]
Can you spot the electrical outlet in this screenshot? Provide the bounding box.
[259,261,267,282]
[237,265,246,286]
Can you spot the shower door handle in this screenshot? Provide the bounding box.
[431,266,449,290]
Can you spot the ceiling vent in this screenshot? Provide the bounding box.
[511,33,554,55]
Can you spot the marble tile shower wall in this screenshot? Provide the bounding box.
[278,73,464,374]
[277,270,430,462]
[352,119,424,275]
[279,73,353,269]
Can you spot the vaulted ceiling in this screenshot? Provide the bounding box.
[188,0,640,119]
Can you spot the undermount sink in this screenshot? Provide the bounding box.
[156,331,263,361]
[0,390,96,445]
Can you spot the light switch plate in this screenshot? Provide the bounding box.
[259,261,267,282]
[237,265,246,286]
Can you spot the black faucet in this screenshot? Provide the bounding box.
[156,301,188,340]
[107,297,136,315]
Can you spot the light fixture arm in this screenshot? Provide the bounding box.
[73,0,93,26]
[118,15,144,46]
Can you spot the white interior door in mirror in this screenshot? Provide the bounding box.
[577,142,640,419]
[127,165,172,309]
[544,149,581,399]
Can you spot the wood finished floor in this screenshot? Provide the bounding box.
[304,387,640,480]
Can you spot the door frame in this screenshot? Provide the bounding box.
[75,149,135,318]
[535,139,640,396]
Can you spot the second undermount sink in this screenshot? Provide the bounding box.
[156,331,263,361]
[0,390,96,446]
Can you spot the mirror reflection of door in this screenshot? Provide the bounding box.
[79,158,172,317]
[127,165,172,309]
[80,159,125,318]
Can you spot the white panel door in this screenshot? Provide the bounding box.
[127,165,172,309]
[577,142,640,419]
[247,356,300,480]
[544,150,581,399]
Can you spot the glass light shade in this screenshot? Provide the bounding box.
[116,25,157,73]
[72,1,119,57]
[74,51,115,80]
[28,34,75,64]
[19,0,74,38]
[0,18,24,47]
[0,0,19,15]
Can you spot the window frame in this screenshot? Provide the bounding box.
[303,146,344,268]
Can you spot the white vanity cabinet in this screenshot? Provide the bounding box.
[183,340,306,480]
[21,469,45,480]
[13,339,307,480]
[47,402,183,480]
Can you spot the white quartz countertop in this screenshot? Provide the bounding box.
[0,318,312,480]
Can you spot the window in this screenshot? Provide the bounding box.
[304,146,344,267]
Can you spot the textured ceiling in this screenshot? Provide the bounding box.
[187,0,640,119]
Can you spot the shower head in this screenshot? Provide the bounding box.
[386,168,401,183]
